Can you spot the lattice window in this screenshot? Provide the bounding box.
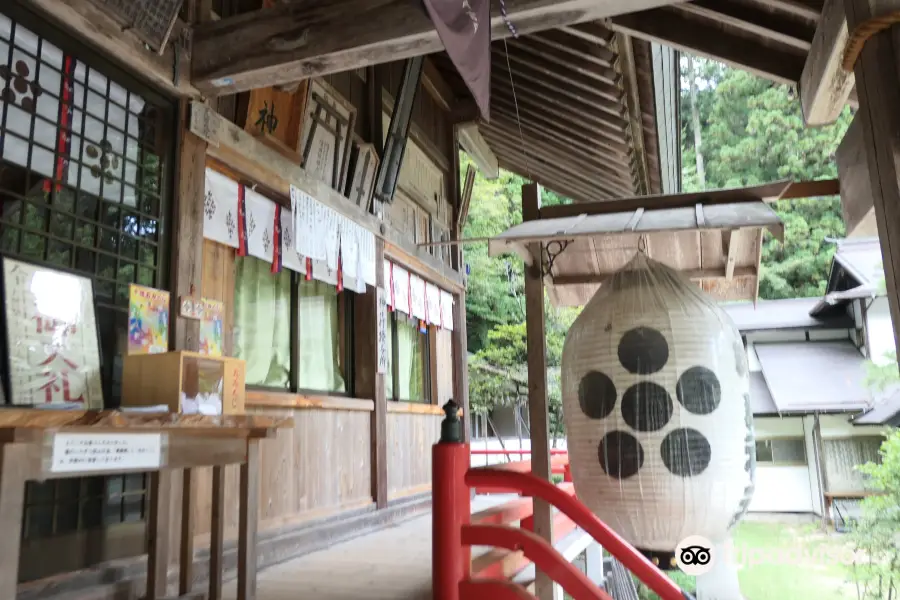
[0,11,173,541]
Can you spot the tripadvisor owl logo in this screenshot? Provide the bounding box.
[675,535,714,576]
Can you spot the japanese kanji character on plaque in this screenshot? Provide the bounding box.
[0,257,104,408]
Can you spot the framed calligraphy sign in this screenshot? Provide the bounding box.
[377,287,389,375]
[0,257,104,408]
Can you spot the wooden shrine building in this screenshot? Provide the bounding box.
[0,1,898,599]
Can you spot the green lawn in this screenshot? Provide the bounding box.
[635,521,858,600]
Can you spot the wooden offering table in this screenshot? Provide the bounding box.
[0,409,293,600]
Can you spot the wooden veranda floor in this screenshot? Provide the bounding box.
[222,495,516,600]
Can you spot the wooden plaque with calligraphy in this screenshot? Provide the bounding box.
[299,79,357,192]
[0,257,104,409]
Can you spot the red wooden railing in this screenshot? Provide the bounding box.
[434,439,695,600]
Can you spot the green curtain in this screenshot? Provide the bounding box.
[395,315,425,402]
[298,280,346,393]
[233,256,291,388]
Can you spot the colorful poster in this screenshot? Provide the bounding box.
[2,258,104,408]
[200,298,224,357]
[128,284,170,355]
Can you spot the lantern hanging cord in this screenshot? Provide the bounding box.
[498,0,519,38]
[502,39,531,179]
[842,10,900,71]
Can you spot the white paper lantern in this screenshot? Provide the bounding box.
[561,254,755,568]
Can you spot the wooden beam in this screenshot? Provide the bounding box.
[551,266,757,286]
[539,180,792,219]
[498,157,618,204]
[237,441,260,600]
[844,0,900,358]
[423,57,455,112]
[189,102,464,291]
[356,241,388,508]
[611,6,805,84]
[171,102,207,352]
[458,123,500,180]
[836,116,878,236]
[615,33,652,195]
[522,182,553,600]
[754,0,822,22]
[13,0,197,97]
[678,0,814,51]
[780,178,841,199]
[458,165,477,232]
[799,0,855,126]
[191,0,690,95]
[724,231,738,280]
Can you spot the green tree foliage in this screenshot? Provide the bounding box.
[851,430,900,599]
[681,58,853,300]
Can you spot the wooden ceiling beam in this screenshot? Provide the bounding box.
[483,129,635,190]
[482,126,635,191]
[539,180,793,219]
[615,33,652,195]
[799,0,854,126]
[560,22,617,46]
[610,6,806,84]
[492,57,628,122]
[486,100,633,159]
[749,0,822,22]
[676,0,814,51]
[505,38,621,89]
[488,89,633,152]
[552,266,757,286]
[497,156,618,203]
[524,30,620,73]
[486,133,634,198]
[191,0,690,95]
[489,70,630,133]
[493,47,625,107]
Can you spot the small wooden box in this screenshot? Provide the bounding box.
[122,351,246,415]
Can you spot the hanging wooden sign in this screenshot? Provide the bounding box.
[346,141,379,212]
[299,79,357,191]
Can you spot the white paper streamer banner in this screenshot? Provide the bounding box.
[280,207,305,273]
[410,275,426,321]
[392,264,410,315]
[324,207,340,271]
[440,290,454,331]
[203,169,240,248]
[384,260,394,307]
[362,230,377,287]
[340,216,360,282]
[245,188,276,263]
[425,283,441,326]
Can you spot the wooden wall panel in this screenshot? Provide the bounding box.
[174,405,373,551]
[386,411,442,499]
[201,239,236,356]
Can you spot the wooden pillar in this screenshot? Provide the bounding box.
[522,182,553,600]
[178,469,195,594]
[356,241,388,508]
[845,0,900,362]
[237,440,260,600]
[0,444,26,599]
[171,101,208,352]
[208,465,226,600]
[146,470,173,599]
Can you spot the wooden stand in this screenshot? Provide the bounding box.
[0,409,292,600]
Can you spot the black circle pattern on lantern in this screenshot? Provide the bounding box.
[598,431,644,479]
[621,382,673,432]
[661,428,712,477]
[578,371,617,419]
[676,366,722,414]
[617,327,669,374]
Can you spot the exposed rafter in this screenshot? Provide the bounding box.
[190,0,690,95]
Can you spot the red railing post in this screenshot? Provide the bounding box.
[433,400,471,600]
[564,462,572,483]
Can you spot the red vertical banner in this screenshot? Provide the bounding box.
[271,205,283,273]
[45,55,76,194]
[236,184,248,257]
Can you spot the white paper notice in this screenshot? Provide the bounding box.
[50,433,163,473]
[377,287,389,375]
